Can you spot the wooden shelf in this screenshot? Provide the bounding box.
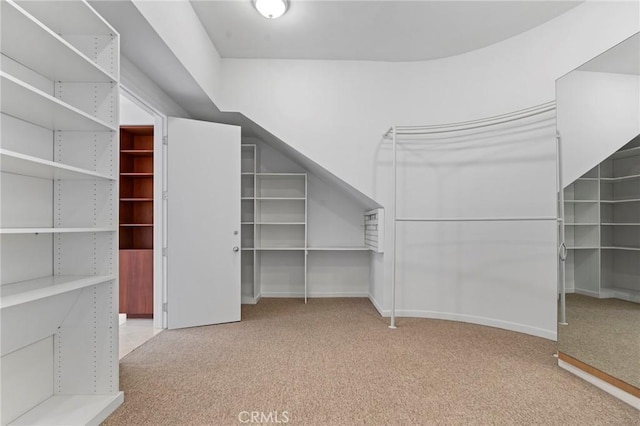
[0,72,116,131]
[0,275,114,309]
[120,224,153,227]
[0,149,115,181]
[0,227,115,234]
[9,393,124,426]
[120,173,153,177]
[120,198,153,202]
[1,1,116,83]
[121,150,153,156]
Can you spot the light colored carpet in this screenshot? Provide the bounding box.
[104,298,638,425]
[558,293,640,388]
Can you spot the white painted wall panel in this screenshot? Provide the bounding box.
[557,71,640,186]
[1,336,54,425]
[0,234,52,285]
[306,251,369,297]
[395,220,557,339]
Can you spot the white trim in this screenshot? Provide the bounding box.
[119,85,168,330]
[558,360,640,410]
[261,291,369,298]
[368,293,385,316]
[574,288,600,298]
[373,307,556,341]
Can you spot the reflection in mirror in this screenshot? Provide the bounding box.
[556,33,640,402]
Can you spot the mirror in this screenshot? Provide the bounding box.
[556,33,640,396]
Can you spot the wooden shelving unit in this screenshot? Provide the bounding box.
[0,0,122,423]
[119,126,154,318]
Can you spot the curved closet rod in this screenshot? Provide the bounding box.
[384,101,556,138]
[387,100,559,331]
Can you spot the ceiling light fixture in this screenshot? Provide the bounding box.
[254,0,288,19]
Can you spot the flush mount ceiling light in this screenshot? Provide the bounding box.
[254,0,288,19]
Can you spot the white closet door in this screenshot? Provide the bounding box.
[167,117,241,329]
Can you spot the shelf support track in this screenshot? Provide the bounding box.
[557,131,568,326]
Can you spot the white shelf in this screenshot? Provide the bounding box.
[565,223,599,226]
[307,247,370,251]
[600,199,640,204]
[241,172,254,176]
[608,146,640,160]
[576,177,599,181]
[600,174,640,182]
[0,72,116,132]
[1,275,114,309]
[564,200,598,203]
[0,227,115,234]
[567,246,599,250]
[9,393,124,426]
[255,247,306,251]
[14,0,117,36]
[255,173,306,177]
[256,197,306,200]
[1,1,116,83]
[601,223,640,226]
[256,222,306,225]
[0,149,115,181]
[601,246,640,251]
[599,287,640,303]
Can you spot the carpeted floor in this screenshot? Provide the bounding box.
[558,293,640,389]
[104,298,639,425]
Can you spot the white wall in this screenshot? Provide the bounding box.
[116,0,639,339]
[557,70,640,186]
[213,1,639,340]
[131,0,222,104]
[219,1,640,201]
[120,93,154,125]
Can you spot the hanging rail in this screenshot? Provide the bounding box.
[384,101,556,138]
[387,101,559,330]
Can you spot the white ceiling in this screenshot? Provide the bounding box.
[578,33,640,76]
[190,0,582,61]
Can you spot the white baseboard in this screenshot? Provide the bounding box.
[575,288,600,298]
[118,313,126,325]
[369,305,556,341]
[558,359,640,410]
[241,295,259,305]
[368,293,385,316]
[260,291,369,298]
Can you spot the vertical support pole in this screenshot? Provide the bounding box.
[390,126,397,329]
[557,131,568,326]
[305,174,308,304]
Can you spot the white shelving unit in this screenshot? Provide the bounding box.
[240,143,373,304]
[0,1,122,424]
[564,137,640,303]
